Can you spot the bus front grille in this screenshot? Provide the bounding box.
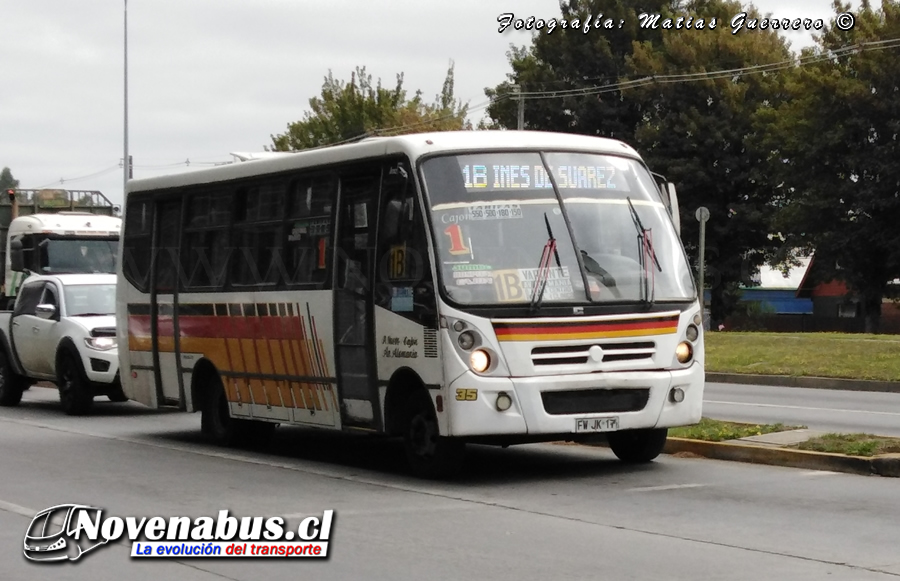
[541,388,650,415]
[531,341,656,367]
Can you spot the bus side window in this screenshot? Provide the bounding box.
[376,162,436,326]
[123,196,154,292]
[284,173,335,288]
[231,180,285,287]
[181,188,232,290]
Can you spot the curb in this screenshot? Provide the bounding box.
[664,437,900,477]
[705,372,900,394]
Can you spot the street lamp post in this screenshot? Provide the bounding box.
[123,0,130,195]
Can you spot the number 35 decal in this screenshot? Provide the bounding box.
[455,388,478,401]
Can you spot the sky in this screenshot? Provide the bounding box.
[0,0,861,208]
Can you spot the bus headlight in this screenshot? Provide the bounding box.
[85,337,117,351]
[675,341,693,364]
[470,349,491,373]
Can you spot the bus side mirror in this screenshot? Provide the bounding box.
[666,183,681,236]
[9,239,24,272]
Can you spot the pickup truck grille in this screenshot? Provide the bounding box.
[91,327,116,338]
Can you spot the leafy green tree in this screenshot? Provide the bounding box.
[626,0,792,325]
[271,64,470,151]
[0,167,19,191]
[484,0,671,138]
[759,0,900,332]
[485,0,792,324]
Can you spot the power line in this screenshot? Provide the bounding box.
[508,37,900,101]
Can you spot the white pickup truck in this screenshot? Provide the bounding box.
[0,273,123,415]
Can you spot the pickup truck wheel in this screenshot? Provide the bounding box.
[58,353,93,416]
[0,351,26,407]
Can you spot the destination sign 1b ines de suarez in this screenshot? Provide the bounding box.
[462,164,618,191]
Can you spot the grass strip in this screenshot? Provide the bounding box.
[791,433,900,457]
[669,418,803,442]
[705,332,900,382]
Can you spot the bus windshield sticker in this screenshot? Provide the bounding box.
[451,264,493,286]
[353,203,368,228]
[466,203,523,221]
[493,267,574,303]
[390,287,414,312]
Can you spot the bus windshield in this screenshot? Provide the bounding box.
[38,237,118,274]
[421,151,695,306]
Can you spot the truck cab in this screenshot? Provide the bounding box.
[0,274,122,415]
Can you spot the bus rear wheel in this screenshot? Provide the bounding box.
[402,390,465,479]
[607,428,668,463]
[201,379,275,447]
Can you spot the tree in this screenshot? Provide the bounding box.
[759,0,900,332]
[0,167,19,191]
[626,0,793,326]
[483,0,671,138]
[271,64,470,151]
[485,0,793,324]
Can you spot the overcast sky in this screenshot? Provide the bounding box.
[0,0,860,207]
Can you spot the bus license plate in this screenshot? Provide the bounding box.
[575,417,619,433]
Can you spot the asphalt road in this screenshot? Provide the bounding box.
[704,382,900,437]
[1,387,899,580]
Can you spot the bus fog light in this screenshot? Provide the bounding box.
[453,320,467,332]
[458,330,476,350]
[496,392,512,411]
[669,387,685,403]
[675,341,693,364]
[470,349,490,373]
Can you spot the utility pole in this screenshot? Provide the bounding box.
[123,0,130,195]
[512,84,524,130]
[695,206,710,326]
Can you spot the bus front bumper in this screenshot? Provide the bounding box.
[446,363,703,438]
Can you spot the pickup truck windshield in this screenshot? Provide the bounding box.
[64,284,116,316]
[421,151,695,306]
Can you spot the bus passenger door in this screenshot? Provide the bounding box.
[150,199,183,406]
[334,167,380,429]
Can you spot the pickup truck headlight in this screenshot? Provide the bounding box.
[85,337,117,351]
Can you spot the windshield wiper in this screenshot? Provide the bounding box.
[530,213,562,313]
[626,197,662,303]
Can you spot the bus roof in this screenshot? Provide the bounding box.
[127,130,644,194]
[9,213,122,235]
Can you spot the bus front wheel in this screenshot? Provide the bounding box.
[402,390,465,479]
[607,428,668,463]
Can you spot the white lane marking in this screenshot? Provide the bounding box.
[705,400,900,417]
[798,471,841,477]
[627,483,707,492]
[282,505,474,519]
[0,499,37,519]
